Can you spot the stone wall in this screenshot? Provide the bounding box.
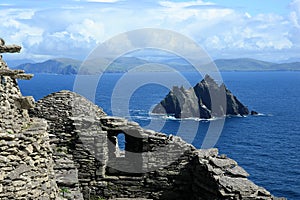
[0,57,33,133]
[29,90,107,200]
[0,39,59,200]
[0,119,58,200]
[31,90,285,200]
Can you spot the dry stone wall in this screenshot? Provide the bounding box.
[29,90,107,200]
[31,90,285,200]
[0,39,59,200]
[0,57,33,133]
[0,119,58,200]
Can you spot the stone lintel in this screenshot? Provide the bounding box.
[0,69,33,80]
[0,44,22,53]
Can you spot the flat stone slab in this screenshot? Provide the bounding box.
[0,44,21,53]
[0,69,33,80]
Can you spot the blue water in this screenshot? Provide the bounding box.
[18,72,300,199]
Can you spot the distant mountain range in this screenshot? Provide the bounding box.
[214,58,300,71]
[10,57,300,74]
[13,58,81,75]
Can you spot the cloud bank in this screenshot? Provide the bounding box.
[0,0,299,62]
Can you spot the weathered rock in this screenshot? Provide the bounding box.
[30,90,283,200]
[14,96,35,109]
[226,165,250,178]
[152,74,250,118]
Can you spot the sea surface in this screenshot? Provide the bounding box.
[18,71,300,199]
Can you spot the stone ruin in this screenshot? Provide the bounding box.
[0,39,285,200]
[0,39,58,199]
[0,41,34,133]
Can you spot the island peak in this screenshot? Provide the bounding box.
[152,74,250,118]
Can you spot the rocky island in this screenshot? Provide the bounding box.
[0,39,284,199]
[152,75,251,119]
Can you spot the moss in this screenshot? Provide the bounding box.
[60,187,71,197]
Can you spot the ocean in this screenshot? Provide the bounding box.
[18,71,300,199]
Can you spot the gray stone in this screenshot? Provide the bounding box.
[56,169,79,187]
[152,74,249,118]
[19,96,35,109]
[7,164,31,180]
[226,165,250,178]
[210,157,238,169]
[196,148,218,158]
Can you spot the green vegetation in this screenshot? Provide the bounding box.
[60,187,71,197]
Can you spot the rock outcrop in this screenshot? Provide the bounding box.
[152,75,250,119]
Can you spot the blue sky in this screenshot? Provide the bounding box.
[1,0,299,62]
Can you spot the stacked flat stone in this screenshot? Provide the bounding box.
[0,39,34,133]
[0,38,59,200]
[29,90,106,200]
[0,119,58,199]
[31,90,285,200]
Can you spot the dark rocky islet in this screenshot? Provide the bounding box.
[152,75,252,119]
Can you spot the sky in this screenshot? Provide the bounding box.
[0,0,299,62]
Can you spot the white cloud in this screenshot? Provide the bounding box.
[1,0,299,61]
[66,19,105,43]
[0,3,13,6]
[0,8,35,20]
[204,36,223,49]
[290,0,300,28]
[244,12,251,18]
[290,11,300,28]
[0,9,43,52]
